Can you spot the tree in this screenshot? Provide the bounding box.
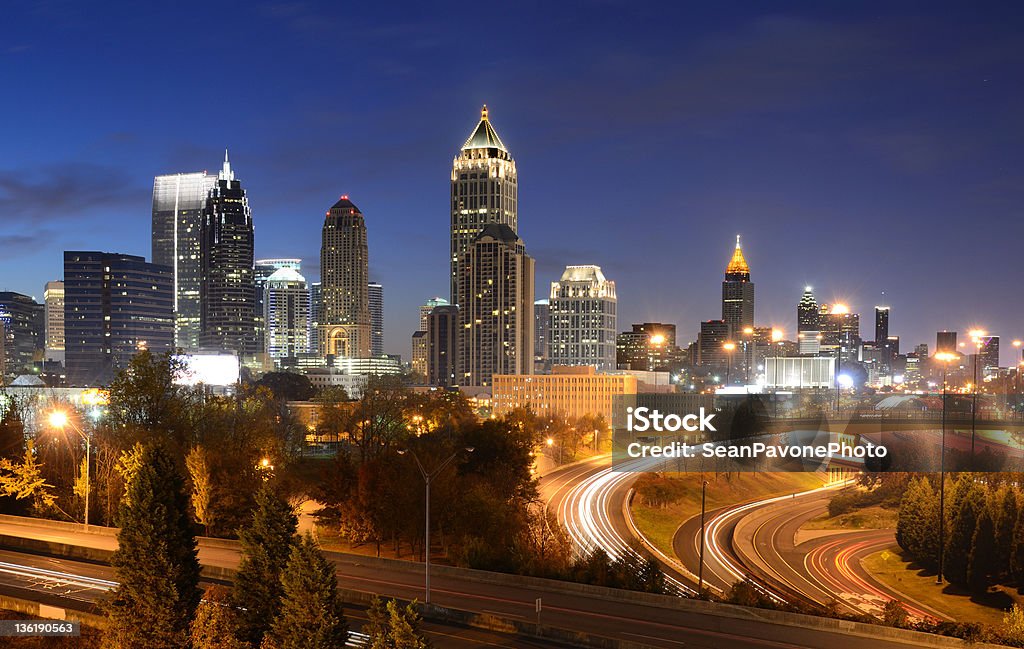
[0,398,25,460]
[107,351,198,452]
[256,372,316,402]
[233,484,298,646]
[366,597,429,649]
[1013,499,1024,584]
[267,533,348,649]
[106,443,201,649]
[0,441,57,515]
[114,442,146,507]
[185,446,214,534]
[896,476,938,569]
[945,477,985,587]
[191,586,250,649]
[994,487,1018,579]
[968,507,998,593]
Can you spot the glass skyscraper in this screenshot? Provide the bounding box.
[63,251,173,386]
[368,281,383,357]
[199,152,257,358]
[151,170,217,352]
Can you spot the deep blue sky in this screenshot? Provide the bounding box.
[2,2,1023,362]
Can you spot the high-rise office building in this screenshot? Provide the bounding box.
[264,267,310,360]
[419,297,449,332]
[874,306,889,343]
[456,224,534,387]
[797,286,820,355]
[200,152,256,358]
[427,305,459,387]
[0,292,43,376]
[980,335,1000,377]
[411,331,428,378]
[820,304,861,363]
[616,323,681,371]
[368,282,384,357]
[152,170,217,352]
[722,235,754,335]
[64,252,173,386]
[534,298,550,372]
[43,281,65,362]
[698,319,731,371]
[450,105,517,305]
[320,196,370,358]
[936,331,958,354]
[255,259,302,355]
[548,265,617,371]
[310,282,322,355]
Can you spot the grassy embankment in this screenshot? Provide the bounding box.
[630,472,825,556]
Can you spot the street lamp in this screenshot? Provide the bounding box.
[723,342,736,386]
[399,446,474,604]
[935,351,956,585]
[48,410,92,531]
[698,479,709,595]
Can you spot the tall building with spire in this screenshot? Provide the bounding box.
[152,170,217,352]
[721,235,754,335]
[797,286,821,355]
[450,105,518,304]
[451,106,532,386]
[199,151,257,357]
[319,196,370,358]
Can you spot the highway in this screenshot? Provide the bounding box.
[0,510,967,648]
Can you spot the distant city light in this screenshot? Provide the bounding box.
[830,304,849,315]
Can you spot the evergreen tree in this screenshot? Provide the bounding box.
[994,487,1018,579]
[1012,497,1024,584]
[945,477,985,587]
[267,533,347,649]
[191,586,250,649]
[896,476,939,569]
[366,598,429,649]
[232,483,298,646]
[106,443,201,649]
[968,507,998,593]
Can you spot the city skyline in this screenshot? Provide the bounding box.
[1,4,1023,361]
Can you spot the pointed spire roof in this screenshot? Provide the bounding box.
[726,235,750,275]
[219,148,235,181]
[329,194,361,212]
[461,104,508,152]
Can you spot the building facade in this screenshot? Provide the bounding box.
[0,292,44,376]
[264,267,310,360]
[491,366,637,422]
[43,281,64,362]
[797,286,821,355]
[64,252,173,386]
[427,305,459,387]
[534,298,550,373]
[255,258,302,355]
[368,282,384,357]
[548,265,617,371]
[151,170,217,352]
[456,224,534,387]
[450,105,517,304]
[722,236,754,335]
[199,152,257,358]
[411,331,428,379]
[319,196,371,358]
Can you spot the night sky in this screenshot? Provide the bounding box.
[2,2,1023,362]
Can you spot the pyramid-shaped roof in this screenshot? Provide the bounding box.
[330,195,361,212]
[726,235,750,275]
[462,105,508,152]
[474,223,520,244]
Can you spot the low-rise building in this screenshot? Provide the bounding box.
[492,365,637,421]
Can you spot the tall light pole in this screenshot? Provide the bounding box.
[399,446,473,604]
[968,330,986,458]
[48,411,91,531]
[935,352,956,585]
[723,342,736,386]
[698,479,709,595]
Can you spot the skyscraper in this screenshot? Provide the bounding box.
[0,292,43,376]
[457,224,534,386]
[427,305,459,387]
[616,323,682,371]
[368,282,384,357]
[264,267,310,361]
[936,331,958,354]
[310,282,322,355]
[255,258,302,355]
[797,286,820,355]
[199,152,257,358]
[64,252,173,386]
[152,170,217,352]
[722,235,754,335]
[548,265,617,371]
[320,196,370,358]
[534,298,550,373]
[411,331,428,378]
[875,306,889,343]
[450,105,517,305]
[419,297,449,332]
[44,281,65,362]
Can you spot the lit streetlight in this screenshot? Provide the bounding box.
[399,446,474,604]
[934,351,957,585]
[968,329,986,458]
[48,410,92,531]
[698,479,709,595]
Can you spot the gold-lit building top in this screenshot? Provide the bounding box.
[726,235,750,275]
